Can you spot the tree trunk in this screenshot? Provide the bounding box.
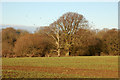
[66,51,70,56]
[65,43,70,56]
[56,41,61,57]
[58,48,60,57]
[56,31,60,57]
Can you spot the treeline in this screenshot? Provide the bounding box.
[1,12,120,57]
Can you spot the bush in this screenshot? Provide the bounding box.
[14,34,54,57]
[2,49,14,57]
[101,29,119,55]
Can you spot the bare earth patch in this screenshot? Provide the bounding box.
[3,65,118,78]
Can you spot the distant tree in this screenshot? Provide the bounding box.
[102,29,119,55]
[97,28,109,39]
[16,29,29,36]
[88,38,102,56]
[71,29,102,56]
[2,27,19,45]
[2,27,19,57]
[14,34,54,57]
[50,12,89,56]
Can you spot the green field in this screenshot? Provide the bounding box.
[2,56,119,78]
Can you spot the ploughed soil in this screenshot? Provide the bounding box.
[2,65,118,78]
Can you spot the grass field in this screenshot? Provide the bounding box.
[2,56,119,78]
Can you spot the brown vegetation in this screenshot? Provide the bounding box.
[1,12,119,57]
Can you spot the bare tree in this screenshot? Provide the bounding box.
[50,12,89,56]
[35,26,61,57]
[49,22,61,57]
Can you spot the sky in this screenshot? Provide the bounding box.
[1,2,118,32]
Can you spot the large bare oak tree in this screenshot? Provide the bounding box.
[50,12,89,56]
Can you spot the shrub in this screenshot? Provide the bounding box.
[14,34,54,57]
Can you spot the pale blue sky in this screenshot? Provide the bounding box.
[1,2,118,32]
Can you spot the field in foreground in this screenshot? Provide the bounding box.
[2,56,119,78]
